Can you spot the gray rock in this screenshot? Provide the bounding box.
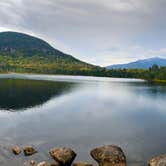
[148,154,166,166]
[49,147,76,166]
[90,145,126,166]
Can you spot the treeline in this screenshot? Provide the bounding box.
[108,64,166,82]
[0,55,100,75]
[0,55,165,82]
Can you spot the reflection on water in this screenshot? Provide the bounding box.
[0,79,73,111]
[0,74,165,166]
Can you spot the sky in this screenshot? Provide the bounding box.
[0,0,166,66]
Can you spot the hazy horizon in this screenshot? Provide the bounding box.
[0,0,166,66]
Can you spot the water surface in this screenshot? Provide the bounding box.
[0,74,165,166]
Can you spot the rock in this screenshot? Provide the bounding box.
[2,147,10,158]
[73,162,93,166]
[50,161,60,166]
[37,161,48,166]
[30,160,36,166]
[23,146,37,156]
[12,146,21,155]
[90,145,126,166]
[148,154,166,166]
[24,161,31,166]
[49,147,76,166]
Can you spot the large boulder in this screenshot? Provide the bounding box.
[148,154,166,166]
[90,145,126,166]
[49,147,76,166]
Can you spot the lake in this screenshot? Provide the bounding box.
[0,74,165,166]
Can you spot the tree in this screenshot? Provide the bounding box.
[151,64,159,71]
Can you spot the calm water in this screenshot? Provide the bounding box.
[0,74,165,166]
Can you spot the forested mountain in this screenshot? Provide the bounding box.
[0,31,77,60]
[107,57,166,69]
[0,31,100,74]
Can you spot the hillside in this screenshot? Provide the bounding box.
[106,57,166,69]
[0,32,100,75]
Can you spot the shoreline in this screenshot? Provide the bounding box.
[1,72,166,85]
[0,71,147,80]
[0,144,165,166]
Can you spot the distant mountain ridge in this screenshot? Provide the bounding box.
[106,57,166,69]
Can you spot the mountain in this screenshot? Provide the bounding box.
[0,31,99,75]
[106,57,166,69]
[0,31,79,60]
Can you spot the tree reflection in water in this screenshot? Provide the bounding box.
[0,79,74,111]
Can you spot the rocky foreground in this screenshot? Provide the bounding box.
[10,145,166,166]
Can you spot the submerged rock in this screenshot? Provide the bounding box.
[37,161,48,166]
[12,146,21,155]
[90,145,126,166]
[73,162,93,166]
[30,160,36,166]
[50,161,60,166]
[23,146,37,156]
[148,154,166,166]
[49,147,76,166]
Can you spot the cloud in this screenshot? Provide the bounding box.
[0,0,166,66]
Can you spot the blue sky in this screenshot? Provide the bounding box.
[0,0,166,66]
